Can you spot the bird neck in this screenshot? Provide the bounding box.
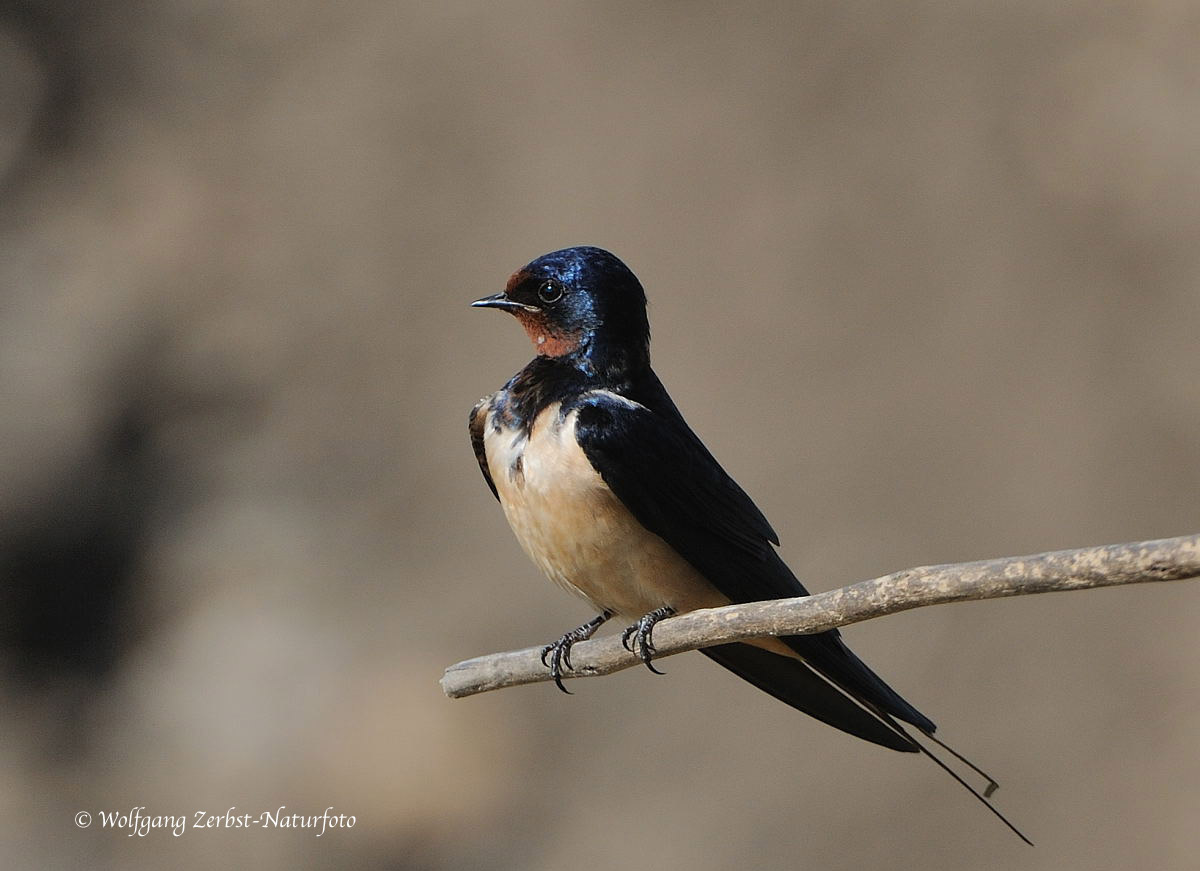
[498,341,650,434]
[574,329,650,382]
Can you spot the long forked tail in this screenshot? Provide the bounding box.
[795,639,1034,845]
[884,713,1033,846]
[704,640,1032,844]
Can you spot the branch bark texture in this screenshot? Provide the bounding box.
[441,533,1200,699]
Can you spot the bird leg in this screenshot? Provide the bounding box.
[540,611,613,693]
[621,605,676,675]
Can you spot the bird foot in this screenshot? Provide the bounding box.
[620,606,676,674]
[540,611,612,693]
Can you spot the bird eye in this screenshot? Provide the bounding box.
[537,280,563,304]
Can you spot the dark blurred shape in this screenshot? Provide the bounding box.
[0,398,159,691]
[0,1,87,195]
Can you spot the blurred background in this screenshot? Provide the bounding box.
[1,1,1197,869]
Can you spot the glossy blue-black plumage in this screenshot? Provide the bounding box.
[472,248,1035,841]
[475,246,935,744]
[570,381,935,737]
[506,246,650,382]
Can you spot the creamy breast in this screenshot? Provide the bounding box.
[483,397,730,620]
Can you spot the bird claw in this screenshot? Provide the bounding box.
[621,606,675,675]
[539,612,612,694]
[540,636,576,694]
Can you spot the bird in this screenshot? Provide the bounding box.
[469,245,1028,843]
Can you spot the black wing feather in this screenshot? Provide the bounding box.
[469,397,499,501]
[573,393,791,593]
[701,643,917,752]
[573,387,935,736]
[573,391,800,602]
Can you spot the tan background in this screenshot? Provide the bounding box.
[1,2,1198,869]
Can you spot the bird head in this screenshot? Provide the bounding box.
[473,246,650,375]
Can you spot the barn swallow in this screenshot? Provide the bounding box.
[470,246,1028,843]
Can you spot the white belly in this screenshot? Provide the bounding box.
[483,399,729,619]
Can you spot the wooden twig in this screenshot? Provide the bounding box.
[441,533,1200,699]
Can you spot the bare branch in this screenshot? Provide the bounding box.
[441,533,1200,699]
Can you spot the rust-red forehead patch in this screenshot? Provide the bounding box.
[505,269,530,295]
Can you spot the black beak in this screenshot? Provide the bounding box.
[471,292,540,313]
